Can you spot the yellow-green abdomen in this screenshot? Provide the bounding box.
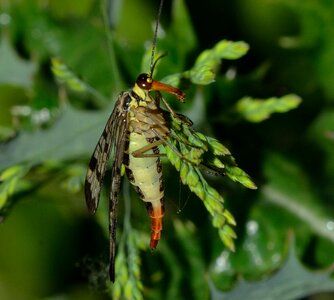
[125,132,165,249]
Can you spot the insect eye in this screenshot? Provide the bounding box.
[136,73,152,90]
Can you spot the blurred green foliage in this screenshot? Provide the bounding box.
[1,0,334,299]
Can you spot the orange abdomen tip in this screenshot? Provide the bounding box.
[149,207,164,250]
[150,237,160,249]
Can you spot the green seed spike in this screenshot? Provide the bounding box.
[166,111,256,250]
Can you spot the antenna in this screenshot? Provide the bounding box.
[149,0,164,77]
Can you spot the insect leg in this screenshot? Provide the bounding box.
[131,139,165,158]
[155,91,178,117]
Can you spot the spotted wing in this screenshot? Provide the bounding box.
[108,107,129,282]
[84,92,130,214]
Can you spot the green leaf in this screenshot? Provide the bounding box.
[0,106,112,172]
[109,230,145,300]
[187,40,249,85]
[162,39,249,86]
[166,143,237,251]
[51,58,108,106]
[195,41,249,66]
[262,153,334,244]
[173,220,209,300]
[0,37,37,88]
[225,166,257,190]
[0,164,30,212]
[236,94,302,122]
[170,0,197,55]
[210,236,334,300]
[51,58,87,93]
[165,112,256,251]
[189,65,216,85]
[105,180,147,300]
[213,40,250,60]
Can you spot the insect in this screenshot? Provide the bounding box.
[84,0,185,282]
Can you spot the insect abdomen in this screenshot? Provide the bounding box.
[124,132,165,249]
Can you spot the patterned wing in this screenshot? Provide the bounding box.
[84,92,130,214]
[108,107,129,282]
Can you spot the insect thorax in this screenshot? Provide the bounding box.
[127,89,170,140]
